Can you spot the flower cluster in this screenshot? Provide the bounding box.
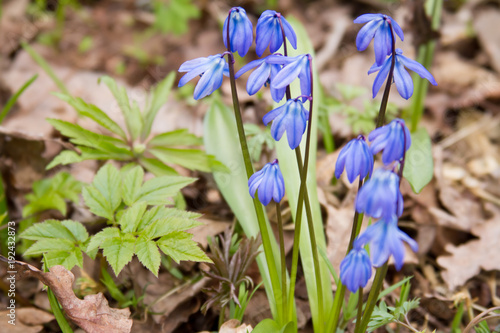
[354,13,437,100]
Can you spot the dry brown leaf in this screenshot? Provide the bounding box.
[219,319,253,333]
[437,214,500,290]
[0,307,54,333]
[1,257,132,333]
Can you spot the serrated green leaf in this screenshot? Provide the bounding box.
[20,220,75,241]
[403,127,434,193]
[139,157,178,176]
[119,202,147,233]
[99,76,143,141]
[86,227,120,253]
[82,186,114,220]
[121,166,144,206]
[24,238,75,255]
[46,150,84,169]
[142,72,175,140]
[148,129,203,147]
[157,231,210,263]
[53,92,127,140]
[78,146,132,161]
[83,164,122,220]
[44,248,84,270]
[136,206,199,231]
[61,220,89,243]
[137,175,195,205]
[23,192,66,217]
[135,236,161,276]
[149,147,215,172]
[143,216,203,240]
[102,233,136,276]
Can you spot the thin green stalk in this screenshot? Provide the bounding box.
[225,16,283,324]
[409,0,443,132]
[219,304,226,328]
[276,202,288,321]
[375,21,396,128]
[355,264,388,333]
[356,288,363,327]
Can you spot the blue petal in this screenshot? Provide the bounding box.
[374,24,392,65]
[193,59,224,100]
[285,103,307,149]
[178,62,211,87]
[269,22,283,54]
[399,54,437,86]
[356,19,382,51]
[390,18,404,41]
[258,166,275,205]
[248,168,266,197]
[270,109,288,141]
[256,17,274,57]
[247,63,271,95]
[271,57,304,89]
[281,16,297,49]
[353,13,383,24]
[393,60,413,100]
[263,103,286,125]
[334,143,349,179]
[235,58,266,79]
[371,57,392,98]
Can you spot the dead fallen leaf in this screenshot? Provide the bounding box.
[219,319,253,333]
[437,213,500,290]
[0,307,54,333]
[0,257,132,333]
[474,9,500,74]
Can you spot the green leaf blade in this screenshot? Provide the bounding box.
[157,231,210,263]
[403,127,434,193]
[135,236,161,276]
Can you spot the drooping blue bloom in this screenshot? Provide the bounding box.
[263,99,309,149]
[178,54,229,100]
[248,159,285,206]
[369,48,437,100]
[335,135,374,183]
[355,168,403,219]
[340,244,372,292]
[355,215,418,270]
[235,55,286,102]
[223,7,253,57]
[255,10,297,57]
[354,13,404,66]
[267,54,312,99]
[369,118,411,165]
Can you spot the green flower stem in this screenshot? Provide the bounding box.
[375,21,396,129]
[219,304,226,329]
[355,263,388,333]
[225,17,283,324]
[276,202,288,321]
[356,287,363,327]
[409,0,442,132]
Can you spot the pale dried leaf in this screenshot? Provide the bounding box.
[219,319,253,333]
[1,257,132,333]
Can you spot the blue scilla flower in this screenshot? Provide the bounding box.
[335,135,374,183]
[340,244,372,293]
[235,55,286,103]
[267,54,312,99]
[263,98,309,149]
[223,7,253,57]
[369,118,411,165]
[248,159,285,206]
[255,10,297,57]
[369,48,437,100]
[354,13,404,66]
[355,215,418,270]
[178,54,229,100]
[355,168,403,219]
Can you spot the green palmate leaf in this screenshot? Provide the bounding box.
[139,157,178,176]
[24,238,75,255]
[44,247,84,270]
[78,146,132,161]
[20,219,87,242]
[47,151,83,169]
[149,147,214,172]
[118,202,147,233]
[148,129,203,147]
[143,216,203,240]
[99,76,143,141]
[22,172,82,217]
[61,220,89,242]
[137,175,195,205]
[86,227,120,253]
[83,164,122,220]
[157,231,211,263]
[136,206,200,232]
[135,236,161,276]
[53,92,127,140]
[101,232,136,276]
[121,166,144,206]
[403,127,434,193]
[142,72,176,140]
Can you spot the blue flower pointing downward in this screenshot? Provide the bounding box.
[255,10,297,57]
[248,160,285,206]
[223,7,253,57]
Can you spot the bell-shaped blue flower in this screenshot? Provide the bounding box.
[223,7,253,57]
[263,99,309,149]
[335,135,374,183]
[235,55,286,102]
[255,10,297,57]
[248,159,285,206]
[369,118,411,165]
[355,215,418,270]
[369,48,437,100]
[267,54,312,99]
[178,54,229,100]
[340,244,372,292]
[355,168,403,219]
[354,13,404,66]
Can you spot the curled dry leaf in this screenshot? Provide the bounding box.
[0,256,132,333]
[219,319,253,333]
[437,212,500,290]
